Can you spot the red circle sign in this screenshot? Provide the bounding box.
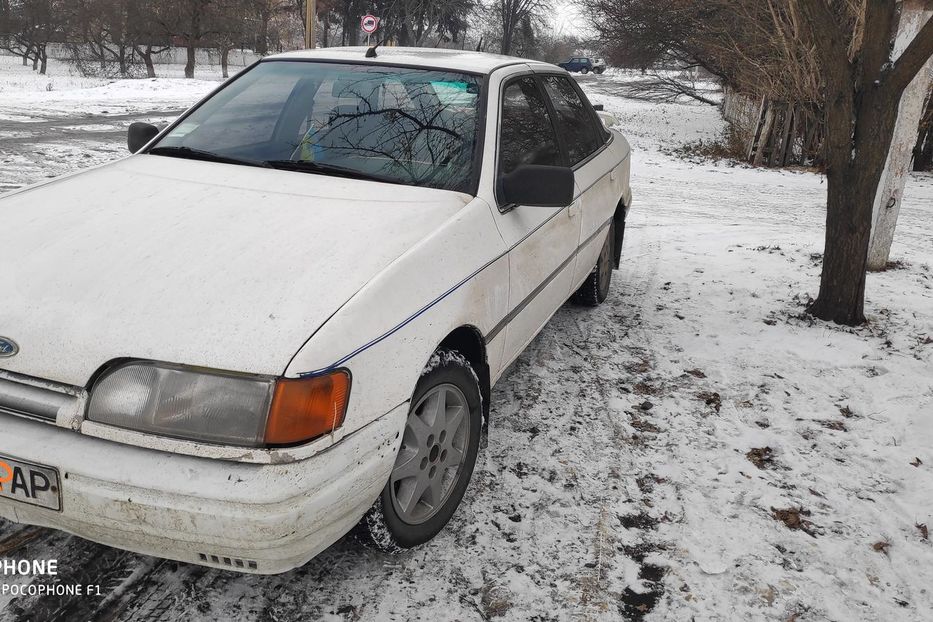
[361,15,379,34]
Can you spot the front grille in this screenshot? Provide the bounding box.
[0,373,83,425]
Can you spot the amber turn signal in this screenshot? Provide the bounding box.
[265,371,350,445]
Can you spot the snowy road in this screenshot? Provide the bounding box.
[1,63,932,621]
[0,110,182,193]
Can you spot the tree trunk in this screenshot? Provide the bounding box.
[185,4,202,79]
[221,47,230,79]
[809,167,871,325]
[867,1,933,270]
[916,103,933,170]
[143,47,156,78]
[257,7,270,55]
[810,87,900,325]
[185,42,196,79]
[500,24,513,55]
[22,52,28,66]
[37,44,47,74]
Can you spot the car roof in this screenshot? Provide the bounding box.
[266,46,557,75]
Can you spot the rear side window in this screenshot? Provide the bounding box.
[541,75,603,165]
[498,77,561,175]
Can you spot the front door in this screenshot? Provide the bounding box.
[490,75,582,367]
[538,74,618,287]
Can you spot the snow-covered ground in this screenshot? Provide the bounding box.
[0,54,228,192]
[0,63,931,622]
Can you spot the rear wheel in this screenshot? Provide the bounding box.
[581,67,590,74]
[359,349,482,551]
[572,220,614,306]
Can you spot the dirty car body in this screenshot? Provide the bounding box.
[0,47,632,574]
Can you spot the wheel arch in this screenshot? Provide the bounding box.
[437,325,490,424]
[612,196,628,268]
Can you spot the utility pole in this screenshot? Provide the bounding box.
[305,0,317,49]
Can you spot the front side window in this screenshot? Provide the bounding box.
[498,77,561,176]
[541,75,603,165]
[151,61,482,192]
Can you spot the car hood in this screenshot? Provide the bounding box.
[0,156,470,386]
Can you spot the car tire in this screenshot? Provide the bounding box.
[595,67,604,75]
[358,348,483,551]
[572,220,614,306]
[581,67,589,74]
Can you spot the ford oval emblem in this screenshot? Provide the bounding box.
[0,337,19,358]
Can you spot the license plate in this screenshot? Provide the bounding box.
[0,455,61,511]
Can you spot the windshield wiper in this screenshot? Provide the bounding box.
[148,146,271,169]
[264,159,398,184]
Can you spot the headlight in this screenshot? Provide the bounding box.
[87,362,350,447]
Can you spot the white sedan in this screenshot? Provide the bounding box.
[0,47,631,574]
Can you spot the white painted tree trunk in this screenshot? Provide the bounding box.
[867,1,933,271]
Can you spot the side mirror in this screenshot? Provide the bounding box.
[127,122,160,153]
[596,110,619,128]
[592,104,604,111]
[501,165,574,208]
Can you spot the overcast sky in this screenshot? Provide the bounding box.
[549,2,587,38]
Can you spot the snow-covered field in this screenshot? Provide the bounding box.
[0,54,228,192]
[0,62,931,622]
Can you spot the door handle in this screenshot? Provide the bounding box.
[610,169,617,182]
[568,200,581,218]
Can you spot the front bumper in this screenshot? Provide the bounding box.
[0,404,406,574]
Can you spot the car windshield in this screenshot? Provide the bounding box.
[150,61,483,193]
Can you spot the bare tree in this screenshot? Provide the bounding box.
[585,0,933,325]
[158,0,215,78]
[70,0,136,76]
[795,0,933,324]
[128,0,172,77]
[0,0,67,74]
[498,0,546,55]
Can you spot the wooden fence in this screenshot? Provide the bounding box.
[722,87,823,168]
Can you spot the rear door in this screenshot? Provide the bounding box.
[488,74,583,367]
[538,73,618,289]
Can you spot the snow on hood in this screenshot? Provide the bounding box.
[0,155,470,386]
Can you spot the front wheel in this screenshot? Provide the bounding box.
[359,349,482,551]
[572,220,614,306]
[581,67,590,74]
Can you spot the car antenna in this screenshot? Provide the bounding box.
[365,39,384,58]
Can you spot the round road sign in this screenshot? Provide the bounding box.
[361,15,379,34]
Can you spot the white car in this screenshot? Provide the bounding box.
[0,47,632,574]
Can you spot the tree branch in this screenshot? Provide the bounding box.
[886,12,933,93]
[795,0,850,73]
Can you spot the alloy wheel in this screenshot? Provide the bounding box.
[390,383,471,525]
